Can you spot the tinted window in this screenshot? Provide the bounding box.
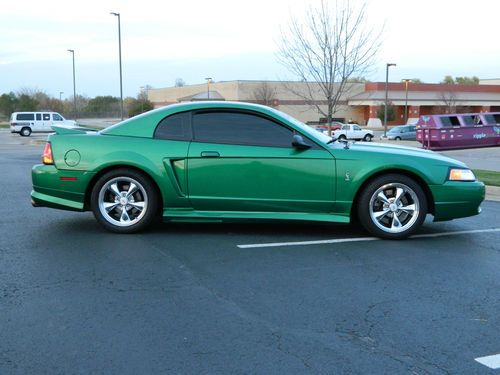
[193,111,294,148]
[17,113,34,121]
[440,116,460,127]
[353,125,361,131]
[36,113,42,121]
[462,116,475,125]
[43,113,51,121]
[154,112,192,141]
[53,113,63,121]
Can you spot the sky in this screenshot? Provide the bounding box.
[1,0,499,98]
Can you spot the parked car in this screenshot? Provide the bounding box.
[332,124,374,141]
[31,101,484,239]
[381,125,417,141]
[10,112,77,136]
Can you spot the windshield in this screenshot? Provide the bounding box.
[267,107,331,144]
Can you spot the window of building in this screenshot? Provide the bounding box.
[193,110,297,148]
[17,113,34,121]
[154,112,192,141]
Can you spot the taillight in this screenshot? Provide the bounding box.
[42,142,53,165]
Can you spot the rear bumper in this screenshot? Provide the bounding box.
[31,164,95,212]
[431,181,485,221]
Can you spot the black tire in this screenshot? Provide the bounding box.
[395,136,401,141]
[338,135,347,141]
[90,168,159,233]
[356,174,427,239]
[363,134,373,142]
[20,127,32,137]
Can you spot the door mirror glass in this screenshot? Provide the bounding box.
[292,134,311,150]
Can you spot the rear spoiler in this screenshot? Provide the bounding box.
[51,126,98,135]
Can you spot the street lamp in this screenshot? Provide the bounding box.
[110,12,124,120]
[67,49,77,118]
[59,91,64,101]
[384,63,396,137]
[402,79,412,124]
[205,77,212,100]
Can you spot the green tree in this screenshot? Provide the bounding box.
[376,102,395,123]
[17,94,38,111]
[410,78,423,84]
[86,95,120,113]
[126,96,154,117]
[440,75,479,85]
[0,92,18,117]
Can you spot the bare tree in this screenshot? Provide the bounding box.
[277,0,381,132]
[438,91,459,113]
[252,81,277,106]
[174,78,186,87]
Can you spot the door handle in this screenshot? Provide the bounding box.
[200,151,220,158]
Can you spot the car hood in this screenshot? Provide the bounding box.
[336,141,467,167]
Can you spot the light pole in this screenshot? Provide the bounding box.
[59,91,64,101]
[67,49,77,118]
[383,63,396,137]
[205,77,212,100]
[110,12,124,120]
[402,79,412,124]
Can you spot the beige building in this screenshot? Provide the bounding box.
[147,80,366,125]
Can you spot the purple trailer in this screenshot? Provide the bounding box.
[416,112,500,150]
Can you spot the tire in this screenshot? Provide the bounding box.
[20,127,32,137]
[90,168,159,233]
[356,174,427,239]
[338,135,347,141]
[363,134,373,142]
[395,136,401,141]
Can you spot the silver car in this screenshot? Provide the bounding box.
[382,125,417,140]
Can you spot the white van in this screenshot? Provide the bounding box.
[10,112,77,136]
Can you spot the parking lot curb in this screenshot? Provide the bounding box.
[485,185,500,202]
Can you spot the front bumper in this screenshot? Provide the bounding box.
[31,164,95,212]
[431,180,485,221]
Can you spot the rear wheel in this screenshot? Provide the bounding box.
[395,136,401,141]
[357,174,427,239]
[90,169,159,233]
[338,135,347,141]
[20,127,32,136]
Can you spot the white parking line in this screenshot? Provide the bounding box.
[475,353,500,369]
[237,228,500,249]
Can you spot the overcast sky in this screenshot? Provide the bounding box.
[1,0,499,98]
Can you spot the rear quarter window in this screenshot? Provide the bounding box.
[16,113,34,121]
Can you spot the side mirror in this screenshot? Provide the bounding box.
[292,134,311,150]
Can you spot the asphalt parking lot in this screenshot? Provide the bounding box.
[1,130,499,374]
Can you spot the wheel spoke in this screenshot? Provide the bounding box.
[126,183,138,198]
[120,207,131,223]
[377,191,391,204]
[391,214,402,230]
[103,202,120,212]
[394,187,405,203]
[128,201,145,211]
[108,183,121,198]
[399,203,416,215]
[373,208,390,221]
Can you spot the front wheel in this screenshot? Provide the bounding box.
[395,136,401,141]
[90,169,159,233]
[363,134,373,142]
[356,174,427,239]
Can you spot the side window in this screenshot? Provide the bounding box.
[17,113,34,121]
[353,125,361,131]
[43,113,51,121]
[53,113,63,121]
[193,111,296,148]
[341,124,349,130]
[154,112,192,141]
[36,113,42,121]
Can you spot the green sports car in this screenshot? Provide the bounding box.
[31,101,485,239]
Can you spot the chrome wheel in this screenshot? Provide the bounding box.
[98,176,148,227]
[368,183,419,234]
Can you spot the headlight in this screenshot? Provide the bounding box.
[448,168,476,181]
